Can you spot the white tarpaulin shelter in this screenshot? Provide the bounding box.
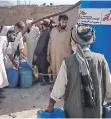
[0,25,14,36]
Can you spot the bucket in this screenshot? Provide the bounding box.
[37,107,65,118]
[6,68,19,88]
[19,63,33,88]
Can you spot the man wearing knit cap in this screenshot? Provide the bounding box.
[46,24,111,118]
[34,19,51,85]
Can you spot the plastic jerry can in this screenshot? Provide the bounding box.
[23,42,27,57]
[37,107,65,118]
[6,68,19,88]
[19,63,33,88]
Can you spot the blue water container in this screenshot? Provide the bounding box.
[103,102,111,118]
[6,68,19,88]
[37,107,66,118]
[19,63,33,88]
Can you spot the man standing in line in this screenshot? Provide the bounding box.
[47,14,71,83]
[46,24,111,118]
[34,19,51,85]
[24,19,40,66]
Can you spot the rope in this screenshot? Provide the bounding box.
[38,73,54,76]
[19,0,81,76]
[22,1,81,35]
[22,58,56,76]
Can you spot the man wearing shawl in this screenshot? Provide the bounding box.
[46,24,111,118]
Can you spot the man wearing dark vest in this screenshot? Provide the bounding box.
[34,19,51,85]
[46,24,111,118]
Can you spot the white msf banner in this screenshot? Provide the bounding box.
[78,8,111,25]
[78,8,101,25]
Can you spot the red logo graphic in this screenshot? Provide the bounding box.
[79,10,87,16]
[103,10,111,21]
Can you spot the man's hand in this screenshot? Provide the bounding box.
[8,54,14,61]
[45,105,54,113]
[45,98,56,113]
[34,55,38,61]
[19,54,23,60]
[8,54,19,69]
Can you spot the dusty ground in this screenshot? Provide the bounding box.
[0,83,63,118]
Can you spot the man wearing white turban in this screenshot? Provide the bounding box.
[24,19,40,66]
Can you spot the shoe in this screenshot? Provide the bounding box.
[47,80,52,85]
[0,95,6,99]
[40,82,48,86]
[40,81,51,86]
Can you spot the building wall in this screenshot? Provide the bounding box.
[66,6,79,28]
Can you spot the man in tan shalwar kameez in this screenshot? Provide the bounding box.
[47,15,71,82]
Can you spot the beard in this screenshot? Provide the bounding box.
[8,35,15,42]
[8,37,15,42]
[8,38,14,42]
[59,25,67,29]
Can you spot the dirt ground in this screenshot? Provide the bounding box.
[0,83,63,118]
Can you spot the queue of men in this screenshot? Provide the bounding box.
[0,14,72,100]
[0,14,111,118]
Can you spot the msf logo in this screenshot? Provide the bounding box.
[78,10,87,19]
[79,10,87,16]
[103,10,111,21]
